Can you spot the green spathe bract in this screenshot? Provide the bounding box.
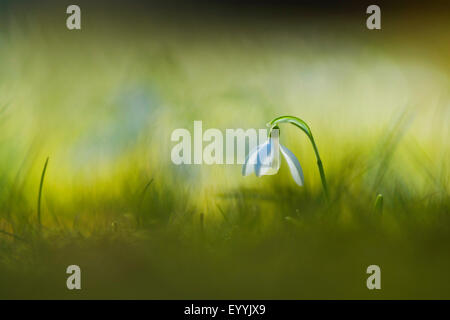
[268,116,329,199]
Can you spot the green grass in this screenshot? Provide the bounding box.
[0,9,449,299]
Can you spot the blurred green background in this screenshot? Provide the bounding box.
[0,1,449,299]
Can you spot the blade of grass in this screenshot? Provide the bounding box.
[37,157,49,230]
[139,177,154,205]
[374,193,384,214]
[371,110,412,191]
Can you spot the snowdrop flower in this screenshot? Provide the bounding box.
[242,127,304,186]
[242,116,329,199]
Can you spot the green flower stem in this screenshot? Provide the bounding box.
[268,116,329,199]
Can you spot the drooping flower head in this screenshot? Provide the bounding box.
[242,116,328,200]
[242,126,304,186]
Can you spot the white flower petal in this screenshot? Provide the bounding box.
[280,144,304,186]
[242,143,266,176]
[256,135,280,176]
[255,142,270,176]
